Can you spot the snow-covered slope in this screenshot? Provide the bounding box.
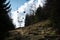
[11,0,46,28]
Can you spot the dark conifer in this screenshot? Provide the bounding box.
[43,0,60,34]
[0,0,15,40]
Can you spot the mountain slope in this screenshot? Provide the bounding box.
[5,20,60,40]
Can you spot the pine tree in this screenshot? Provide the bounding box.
[25,14,36,26]
[35,6,48,22]
[25,14,30,26]
[35,6,42,22]
[0,0,15,40]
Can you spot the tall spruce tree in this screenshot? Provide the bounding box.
[25,14,36,26]
[25,14,30,26]
[0,0,15,40]
[35,6,48,22]
[35,6,43,22]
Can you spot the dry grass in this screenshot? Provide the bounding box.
[5,19,60,40]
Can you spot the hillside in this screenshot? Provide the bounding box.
[5,20,60,40]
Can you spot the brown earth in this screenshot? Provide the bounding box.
[5,20,60,40]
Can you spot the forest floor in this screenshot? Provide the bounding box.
[5,19,60,40]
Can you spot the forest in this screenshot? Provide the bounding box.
[0,0,60,40]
